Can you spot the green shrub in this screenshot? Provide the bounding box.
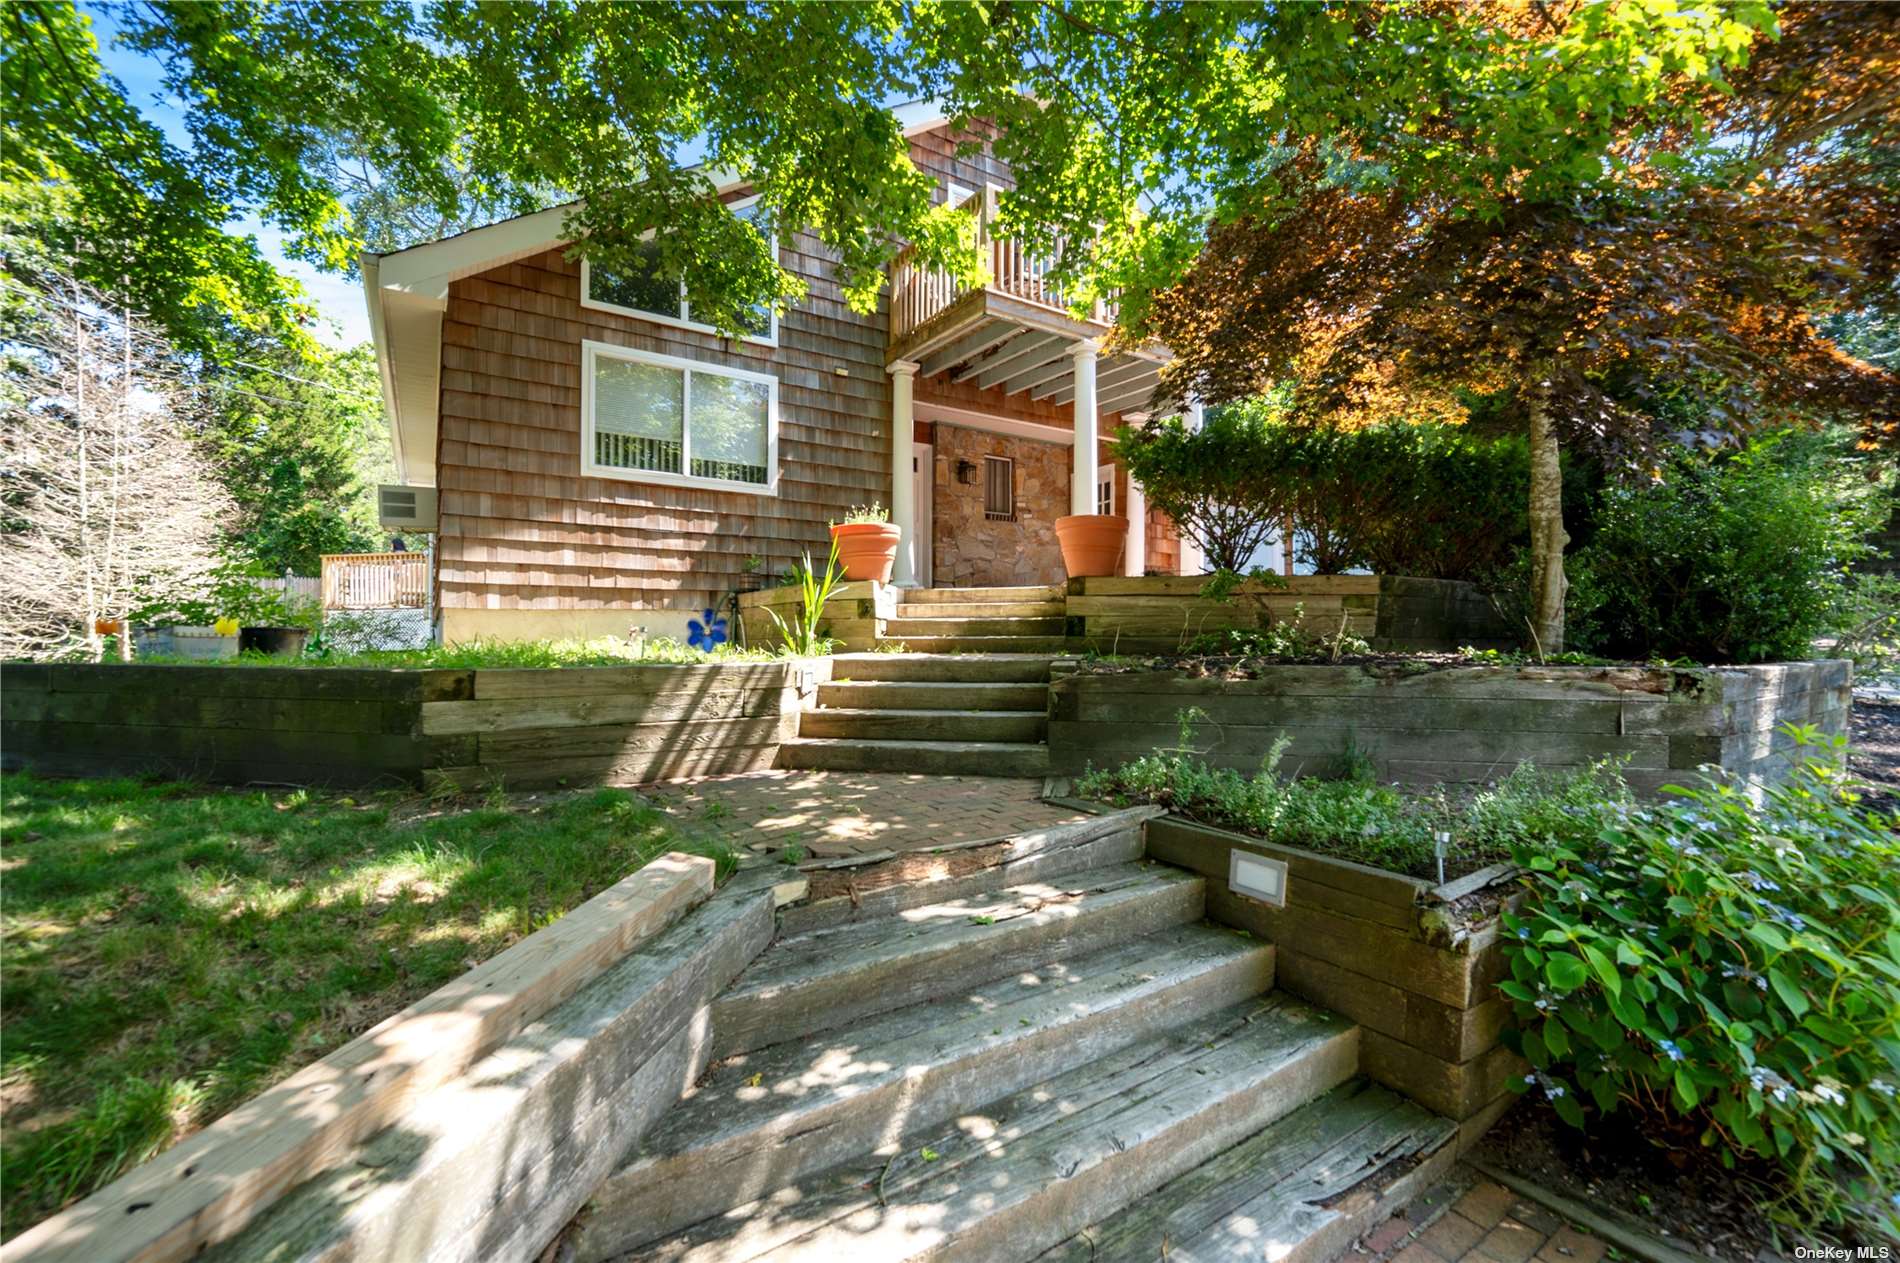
[1498,728,1900,1238]
[1117,400,1534,581]
[1074,708,1632,879]
[1570,431,1888,664]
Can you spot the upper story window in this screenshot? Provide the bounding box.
[580,195,777,345]
[581,340,778,496]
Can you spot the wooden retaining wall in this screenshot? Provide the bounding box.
[1066,575,1518,654]
[736,580,894,653]
[1146,817,1518,1146]
[1048,660,1851,796]
[0,661,820,790]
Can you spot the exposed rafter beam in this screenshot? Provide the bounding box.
[1048,358,1155,405]
[961,331,1066,387]
[919,321,1018,378]
[1099,377,1162,414]
[1008,356,1076,398]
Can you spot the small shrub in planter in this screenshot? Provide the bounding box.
[1499,728,1900,1238]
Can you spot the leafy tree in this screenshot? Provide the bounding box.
[1140,3,1900,652]
[11,1,1784,347]
[1,3,314,355]
[203,345,392,575]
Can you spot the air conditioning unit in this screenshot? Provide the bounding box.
[378,484,438,531]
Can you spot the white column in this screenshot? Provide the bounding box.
[887,359,920,587]
[1124,474,1147,576]
[1070,339,1099,517]
[1176,399,1206,575]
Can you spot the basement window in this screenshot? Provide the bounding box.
[581,340,778,495]
[983,455,1015,520]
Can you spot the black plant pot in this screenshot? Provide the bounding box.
[239,626,310,657]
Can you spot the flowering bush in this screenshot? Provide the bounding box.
[1499,728,1900,1237]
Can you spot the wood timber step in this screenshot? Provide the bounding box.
[1036,1079,1458,1263]
[827,652,1056,683]
[603,994,1357,1263]
[568,924,1277,1261]
[797,706,1046,742]
[899,584,1067,604]
[709,861,1204,1058]
[884,615,1069,639]
[777,736,1051,776]
[874,634,1077,654]
[895,599,1067,618]
[814,679,1048,711]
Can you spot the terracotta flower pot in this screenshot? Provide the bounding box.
[1055,513,1129,578]
[829,521,902,583]
[93,617,123,636]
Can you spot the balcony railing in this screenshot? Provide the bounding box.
[321,551,430,610]
[889,189,1120,343]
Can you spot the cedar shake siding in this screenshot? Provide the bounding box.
[434,234,888,619]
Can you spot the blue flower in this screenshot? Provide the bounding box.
[1657,1038,1685,1063]
[687,608,728,652]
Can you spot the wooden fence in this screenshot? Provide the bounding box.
[322,551,429,610]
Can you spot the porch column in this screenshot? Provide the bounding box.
[888,359,921,587]
[1177,400,1206,575]
[1124,475,1147,576]
[1070,339,1099,517]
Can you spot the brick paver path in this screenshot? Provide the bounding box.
[646,770,1088,858]
[1354,1172,1609,1263]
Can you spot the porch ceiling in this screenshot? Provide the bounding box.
[894,293,1167,417]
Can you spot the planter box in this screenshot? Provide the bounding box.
[1066,574,1517,654]
[0,661,822,790]
[736,580,895,653]
[1050,659,1851,796]
[1146,816,1519,1144]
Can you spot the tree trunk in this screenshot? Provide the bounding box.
[1526,381,1569,656]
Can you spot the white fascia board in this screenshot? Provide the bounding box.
[360,254,410,484]
[915,399,1076,447]
[894,98,952,136]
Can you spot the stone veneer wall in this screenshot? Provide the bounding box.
[930,422,1068,588]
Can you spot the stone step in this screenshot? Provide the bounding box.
[884,615,1069,639]
[827,652,1056,683]
[710,862,1203,1059]
[778,736,1050,776]
[876,634,1077,654]
[568,925,1277,1261]
[798,706,1046,743]
[606,995,1357,1263]
[900,584,1067,604]
[1037,1079,1457,1263]
[893,599,1067,618]
[815,679,1048,711]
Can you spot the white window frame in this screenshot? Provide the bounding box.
[578,194,779,347]
[983,454,1015,520]
[1096,463,1116,516]
[580,339,780,497]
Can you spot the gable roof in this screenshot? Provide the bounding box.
[364,100,954,485]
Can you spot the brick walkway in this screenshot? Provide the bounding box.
[1354,1171,1608,1263]
[645,770,1088,858]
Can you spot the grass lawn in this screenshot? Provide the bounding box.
[0,772,738,1241]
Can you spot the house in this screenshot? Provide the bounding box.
[362,101,1198,646]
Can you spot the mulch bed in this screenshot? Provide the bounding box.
[1475,1095,1783,1262]
[1849,696,1899,812]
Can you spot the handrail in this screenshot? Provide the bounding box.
[890,187,1121,342]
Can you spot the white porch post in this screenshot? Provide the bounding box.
[887,359,921,587]
[1070,339,1099,516]
[1174,400,1207,575]
[1123,475,1147,576]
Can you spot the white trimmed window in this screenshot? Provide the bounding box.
[579,195,778,344]
[581,340,778,495]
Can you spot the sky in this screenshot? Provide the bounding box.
[86,5,374,347]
